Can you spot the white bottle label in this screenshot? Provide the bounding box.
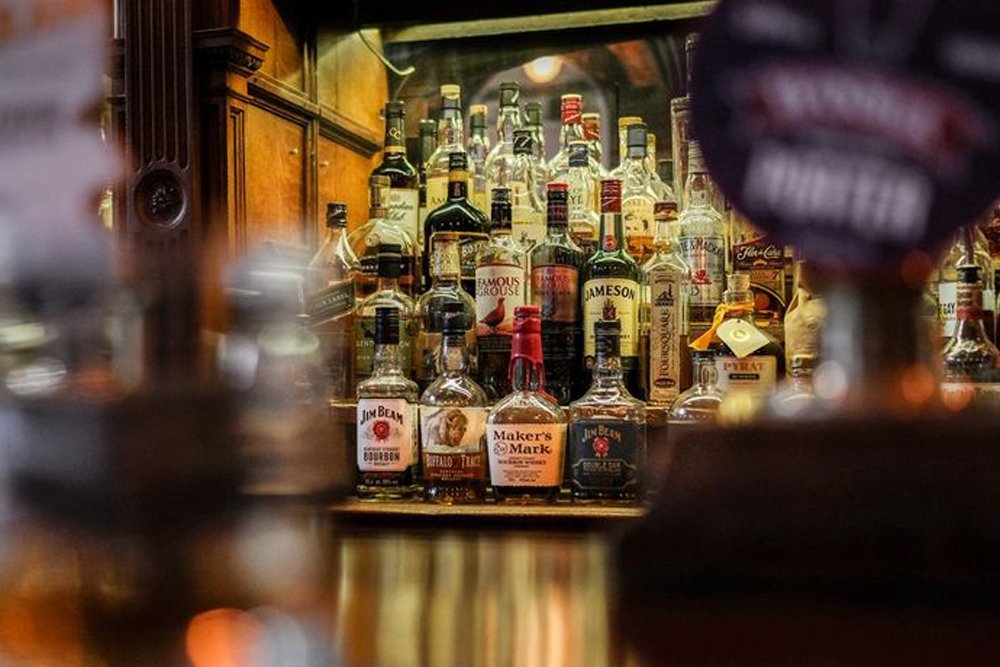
[648,268,683,405]
[487,423,567,488]
[679,235,726,307]
[420,406,488,454]
[715,355,778,395]
[939,281,957,337]
[583,278,639,357]
[386,188,419,244]
[356,399,416,472]
[475,263,526,336]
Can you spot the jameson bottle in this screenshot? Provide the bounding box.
[306,203,360,402]
[568,321,646,503]
[420,302,490,503]
[941,264,1000,409]
[468,104,491,215]
[425,85,470,213]
[355,244,415,383]
[583,179,643,398]
[487,305,568,503]
[372,100,419,257]
[356,307,420,500]
[531,182,586,404]
[423,152,490,296]
[476,188,528,400]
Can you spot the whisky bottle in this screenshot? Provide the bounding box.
[936,226,996,343]
[420,301,489,503]
[941,264,1000,409]
[417,118,437,246]
[510,129,546,248]
[581,112,606,176]
[372,100,419,263]
[484,81,522,213]
[618,122,659,264]
[531,182,586,404]
[568,320,646,503]
[423,152,490,297]
[524,101,549,176]
[468,104,491,215]
[641,201,689,405]
[564,141,600,256]
[475,188,528,401]
[425,84,471,214]
[583,179,643,398]
[306,202,360,402]
[677,140,726,334]
[348,174,417,299]
[355,244,415,383]
[356,306,420,500]
[413,232,476,392]
[611,116,642,177]
[487,305,568,503]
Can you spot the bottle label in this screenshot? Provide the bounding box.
[940,382,1000,406]
[583,278,639,357]
[956,283,984,320]
[648,268,683,404]
[357,399,417,472]
[421,406,488,482]
[458,233,490,284]
[570,421,643,492]
[426,176,449,211]
[386,188,420,245]
[531,265,579,322]
[306,279,355,324]
[487,423,567,488]
[715,355,777,395]
[476,263,526,337]
[622,196,654,251]
[355,316,412,381]
[938,282,958,336]
[679,235,726,307]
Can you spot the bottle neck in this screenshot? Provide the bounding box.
[593,344,625,389]
[440,332,470,374]
[684,171,715,208]
[373,340,404,376]
[599,207,625,251]
[510,356,543,393]
[377,273,400,293]
[651,217,674,251]
[497,106,521,145]
[438,109,464,148]
[955,282,989,342]
[693,357,718,389]
[448,171,468,200]
[560,119,584,150]
[431,241,461,284]
[384,114,406,154]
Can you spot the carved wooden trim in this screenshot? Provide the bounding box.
[229,106,247,253]
[194,27,269,76]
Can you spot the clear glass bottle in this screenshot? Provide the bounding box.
[372,100,420,258]
[936,225,996,343]
[611,116,642,177]
[549,94,586,184]
[355,244,415,383]
[306,202,359,403]
[768,356,820,419]
[568,320,646,504]
[676,140,726,333]
[510,129,547,249]
[582,112,606,177]
[524,101,549,179]
[618,122,659,265]
[468,103,491,215]
[667,348,724,424]
[564,140,600,257]
[487,305,568,503]
[420,301,490,503]
[417,118,438,248]
[531,182,586,405]
[348,174,417,299]
[356,306,420,500]
[426,84,471,214]
[413,232,476,393]
[940,264,1000,409]
[475,188,528,401]
[641,201,689,406]
[646,131,671,201]
[484,81,522,213]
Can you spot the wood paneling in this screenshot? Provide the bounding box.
[317,29,387,132]
[317,137,379,237]
[239,0,305,91]
[245,104,307,246]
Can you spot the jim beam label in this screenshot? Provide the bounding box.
[570,421,643,492]
[679,235,725,306]
[386,187,420,244]
[622,196,654,253]
[476,263,526,352]
[583,278,639,357]
[420,406,487,483]
[715,355,778,395]
[357,399,417,473]
[355,315,412,381]
[487,423,567,488]
[306,279,354,324]
[648,269,682,404]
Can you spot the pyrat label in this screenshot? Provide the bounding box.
[583,278,639,357]
[679,235,725,307]
[357,399,416,472]
[386,188,419,244]
[421,406,488,483]
[306,279,355,324]
[531,265,579,322]
[487,423,567,488]
[715,355,777,395]
[648,269,683,404]
[570,421,643,492]
[476,263,526,337]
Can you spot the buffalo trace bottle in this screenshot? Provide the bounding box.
[412,232,476,393]
[487,305,568,503]
[356,307,420,500]
[531,182,586,404]
[568,321,646,503]
[940,264,1000,409]
[423,152,490,297]
[371,100,419,263]
[306,202,359,402]
[355,244,414,383]
[583,179,643,398]
[475,188,528,401]
[420,302,489,503]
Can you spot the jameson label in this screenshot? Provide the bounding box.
[583,278,639,357]
[531,265,579,322]
[622,197,654,250]
[306,279,354,324]
[426,175,449,211]
[648,269,683,404]
[679,235,725,307]
[715,355,777,395]
[355,315,412,381]
[386,188,419,244]
[570,421,643,492]
[357,399,417,472]
[476,263,526,352]
[487,423,567,488]
[421,406,488,483]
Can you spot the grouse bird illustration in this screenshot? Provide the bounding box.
[480,297,506,331]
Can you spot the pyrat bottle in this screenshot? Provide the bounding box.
[941,264,1000,409]
[356,307,420,500]
[487,305,568,503]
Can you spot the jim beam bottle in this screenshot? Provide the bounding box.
[356,307,420,500]
[941,264,1000,410]
[583,179,643,398]
[487,305,568,503]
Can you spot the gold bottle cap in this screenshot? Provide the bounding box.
[469,104,487,116]
[440,83,461,97]
[618,116,642,129]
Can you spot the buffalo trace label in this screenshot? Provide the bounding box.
[356,399,417,482]
[531,265,578,322]
[420,406,488,483]
[386,187,420,245]
[306,279,355,324]
[715,355,777,395]
[487,423,567,488]
[648,269,682,404]
[583,278,639,357]
[569,420,643,492]
[475,262,526,350]
[678,235,725,307]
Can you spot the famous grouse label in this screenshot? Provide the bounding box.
[476,263,526,352]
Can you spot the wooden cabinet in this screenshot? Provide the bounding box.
[317,137,380,237]
[245,105,308,246]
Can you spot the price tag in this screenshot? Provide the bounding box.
[716,318,769,358]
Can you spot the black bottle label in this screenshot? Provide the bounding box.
[570,421,643,492]
[307,279,355,323]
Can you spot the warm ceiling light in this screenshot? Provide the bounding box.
[524,56,563,84]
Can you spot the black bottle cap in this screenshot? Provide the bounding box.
[499,81,520,107]
[568,141,589,167]
[595,320,622,358]
[326,202,348,228]
[419,119,436,136]
[448,152,468,171]
[958,263,982,284]
[374,306,400,345]
[384,100,405,117]
[691,348,717,361]
[442,301,467,335]
[513,129,533,155]
[470,105,488,130]
[525,102,543,127]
